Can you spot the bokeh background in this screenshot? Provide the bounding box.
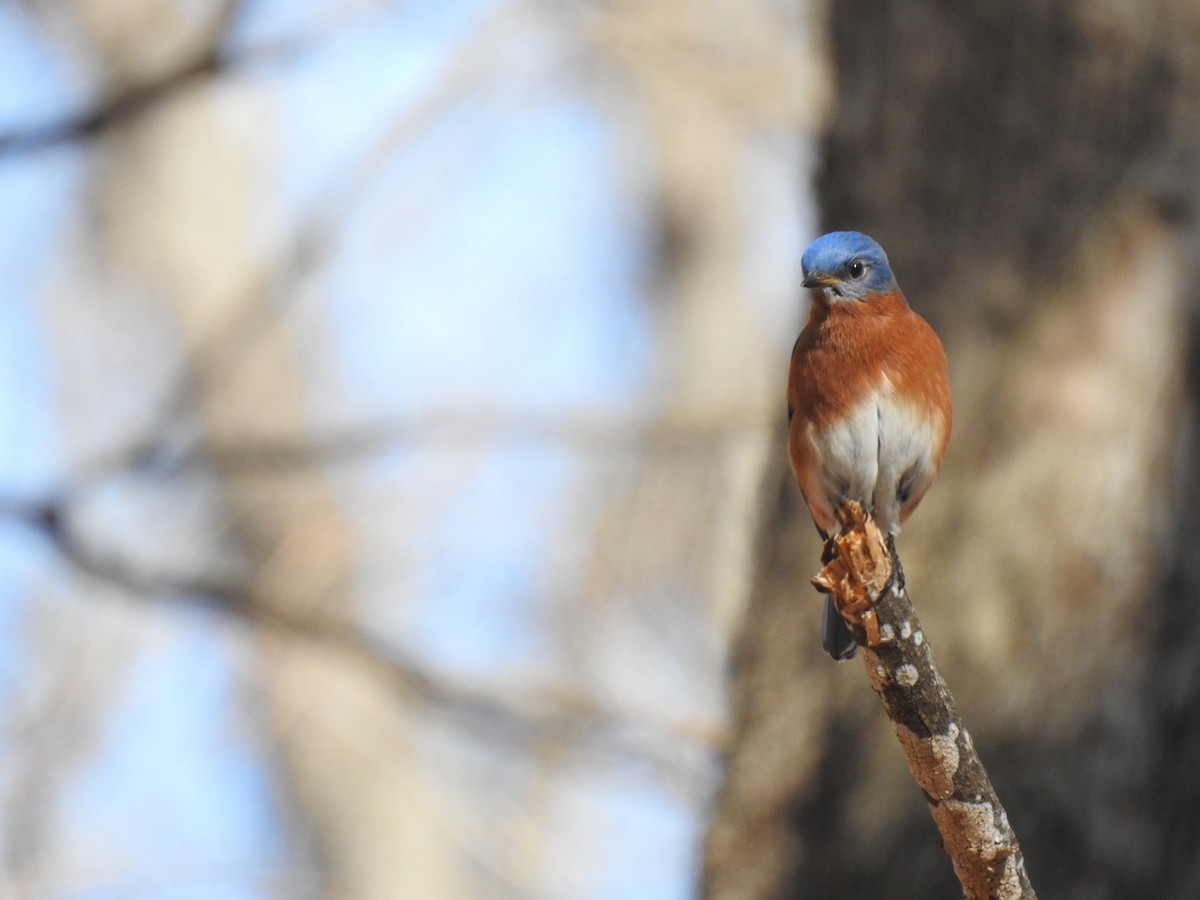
[1,1,1199,898]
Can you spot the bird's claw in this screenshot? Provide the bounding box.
[811,501,893,648]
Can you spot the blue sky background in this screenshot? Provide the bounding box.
[0,2,808,896]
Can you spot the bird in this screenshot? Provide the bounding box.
[787,231,951,660]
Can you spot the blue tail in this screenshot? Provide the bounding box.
[821,594,857,660]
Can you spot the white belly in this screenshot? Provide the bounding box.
[806,380,940,533]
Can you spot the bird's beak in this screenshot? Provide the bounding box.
[802,274,835,289]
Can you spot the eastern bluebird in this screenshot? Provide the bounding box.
[787,232,952,660]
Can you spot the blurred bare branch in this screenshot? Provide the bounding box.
[0,0,247,155]
[161,410,774,477]
[54,1,546,494]
[0,493,719,799]
[0,0,415,157]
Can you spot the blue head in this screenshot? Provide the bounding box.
[800,231,898,300]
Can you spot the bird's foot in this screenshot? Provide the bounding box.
[812,501,892,651]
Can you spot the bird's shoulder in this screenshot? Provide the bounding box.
[876,304,950,401]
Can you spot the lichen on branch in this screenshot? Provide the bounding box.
[813,501,1037,900]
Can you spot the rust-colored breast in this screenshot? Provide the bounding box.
[787,290,952,531]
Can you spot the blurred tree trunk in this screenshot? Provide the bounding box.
[705,1,1200,897]
[574,0,825,727]
[75,2,467,897]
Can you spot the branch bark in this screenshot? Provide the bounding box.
[813,502,1037,900]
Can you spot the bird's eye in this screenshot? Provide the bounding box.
[848,261,865,279]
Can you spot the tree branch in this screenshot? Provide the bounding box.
[0,0,318,157]
[813,501,1037,900]
[0,495,717,795]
